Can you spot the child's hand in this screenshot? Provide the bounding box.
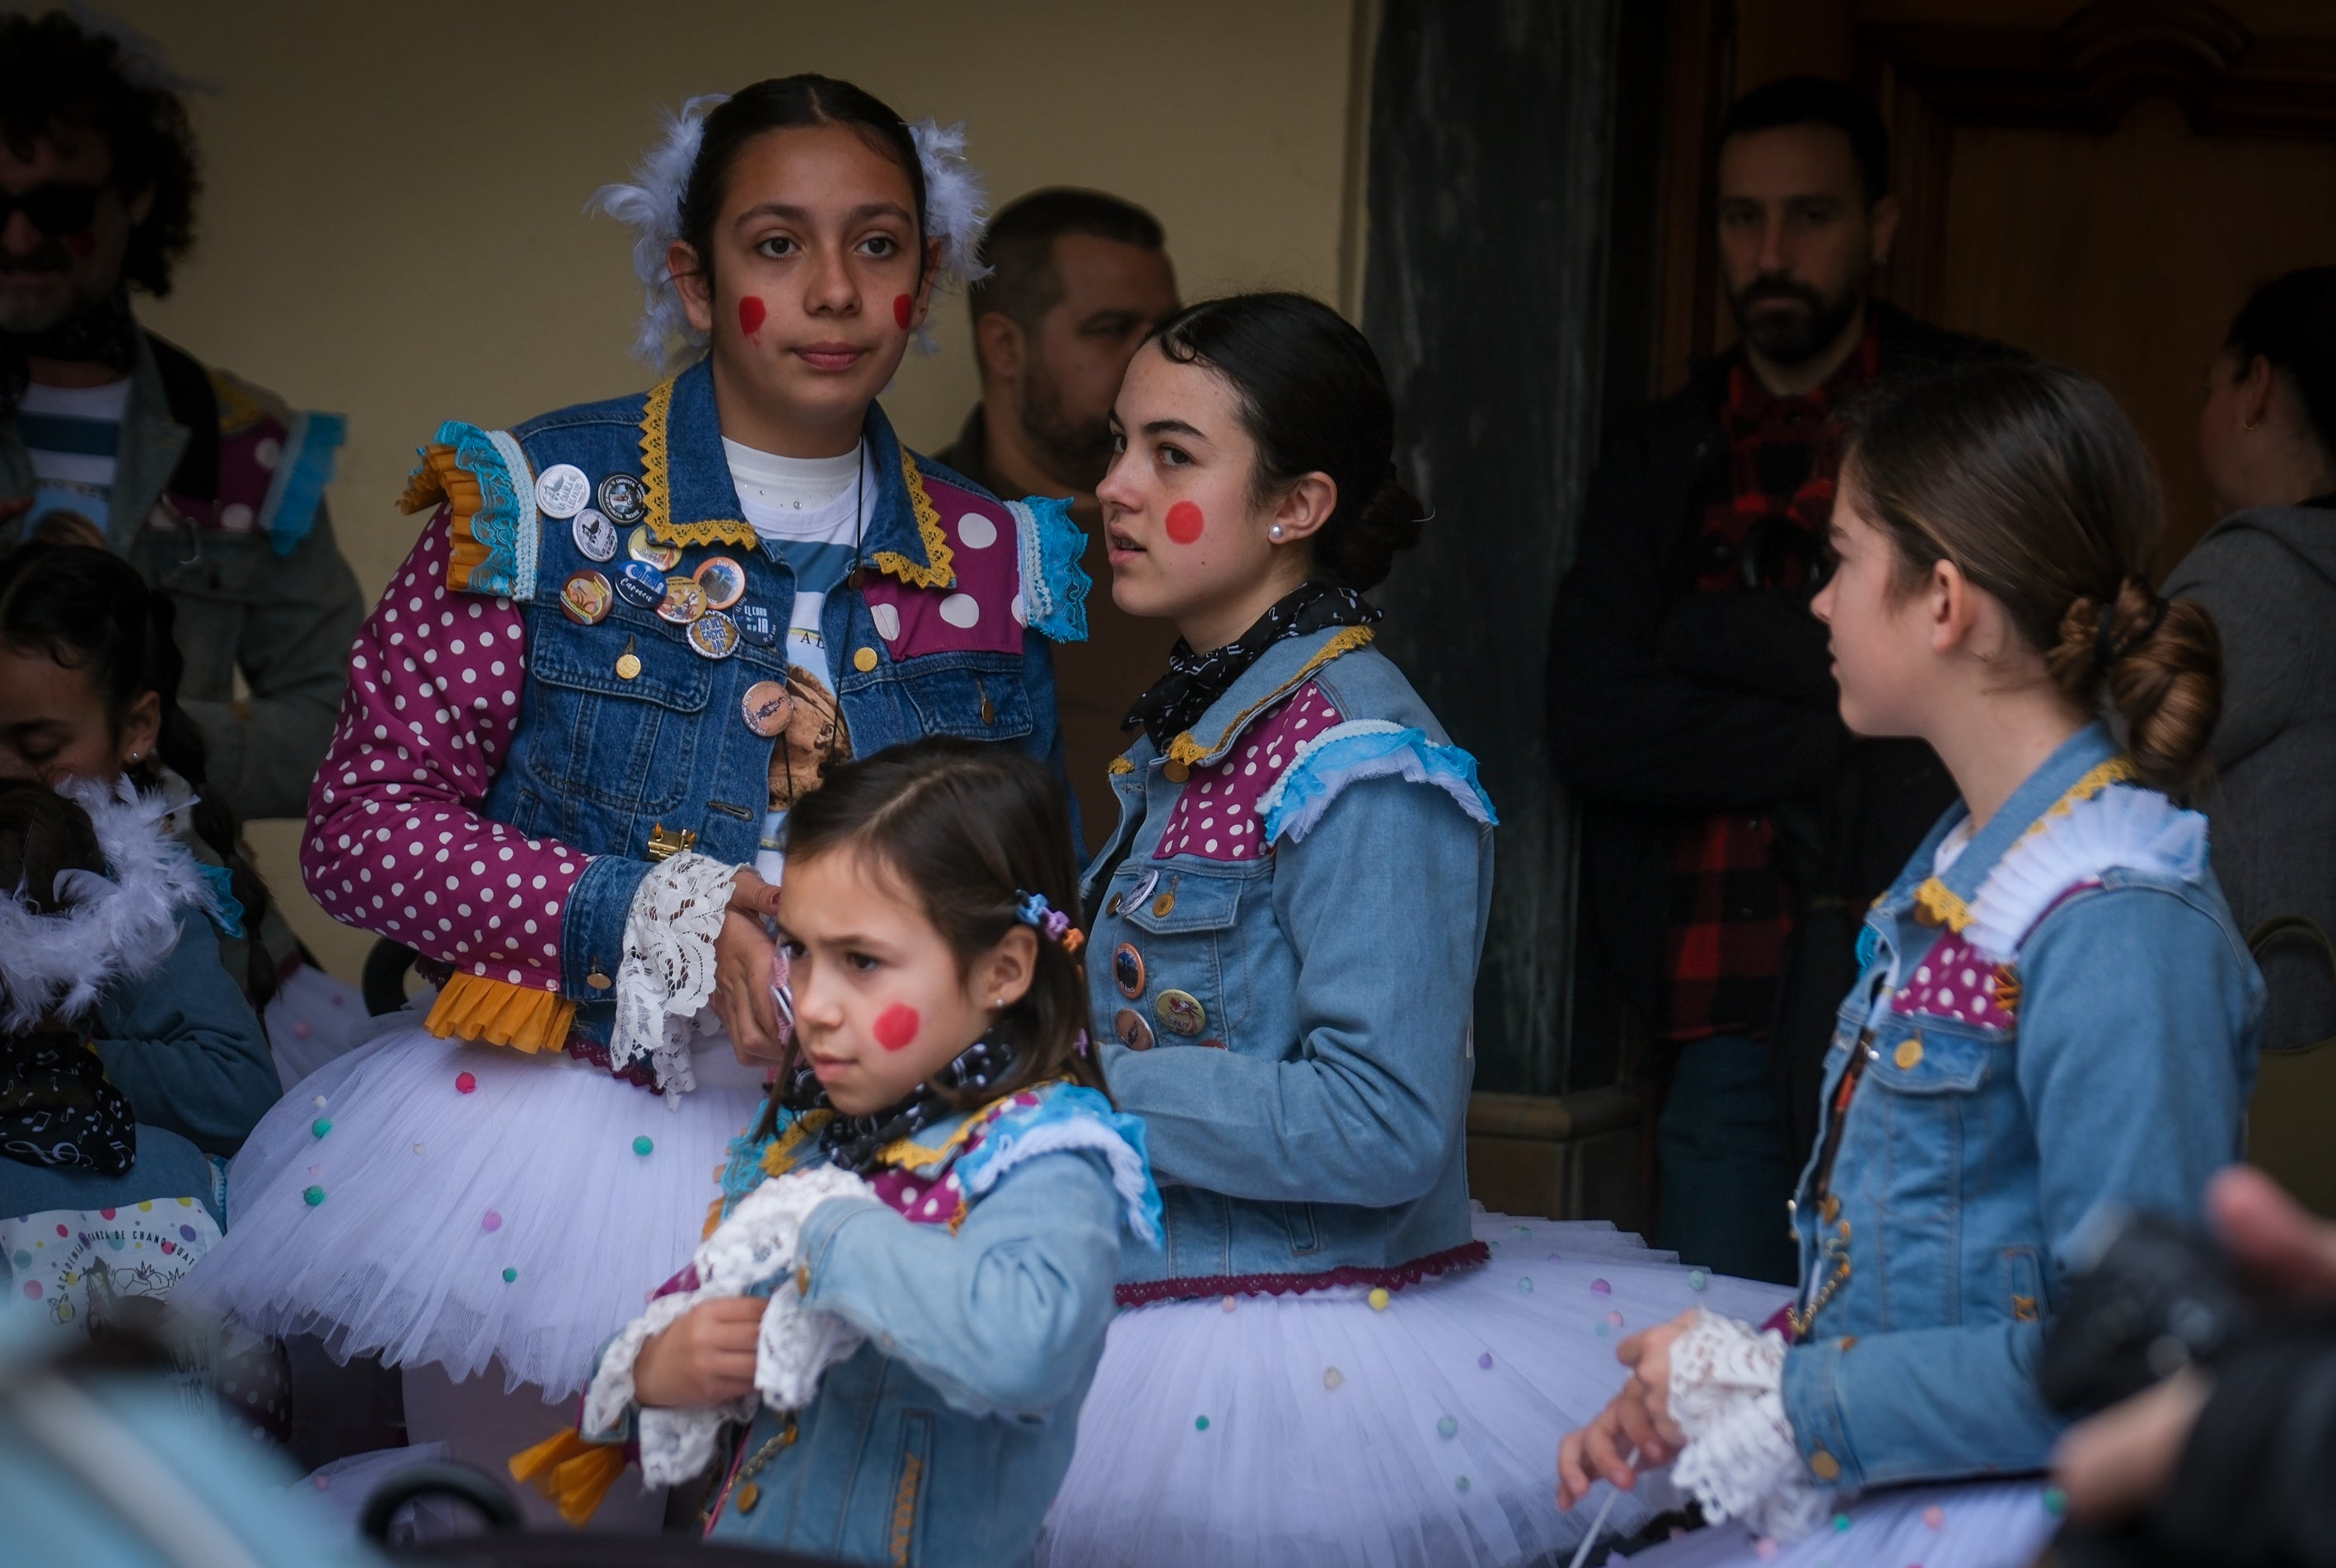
[1555,1308,1698,1510]
[634,1297,768,1407]
[714,869,787,1064]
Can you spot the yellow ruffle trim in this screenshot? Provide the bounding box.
[1912,755,2141,934]
[1108,756,1136,776]
[424,971,576,1054]
[873,451,954,589]
[1163,625,1377,770]
[398,442,503,595]
[510,1428,628,1528]
[638,375,756,550]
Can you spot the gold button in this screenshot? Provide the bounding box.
[1894,1037,1925,1070]
[735,1481,760,1514]
[1163,759,1190,784]
[1809,1449,1842,1481]
[1819,1194,1840,1224]
[853,647,878,672]
[586,966,612,991]
[1107,894,1124,916]
[795,1263,810,1296]
[1151,892,1176,918]
[615,653,641,681]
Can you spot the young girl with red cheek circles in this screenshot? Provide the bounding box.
[1042,294,1786,1568]
[1559,362,2261,1568]
[540,739,1157,1566]
[177,77,1089,1524]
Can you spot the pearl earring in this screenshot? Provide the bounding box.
[1269,525,1286,541]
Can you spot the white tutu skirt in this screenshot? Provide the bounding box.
[178,1018,766,1399]
[1039,1209,1792,1568]
[262,962,369,1088]
[1611,1479,2057,1566]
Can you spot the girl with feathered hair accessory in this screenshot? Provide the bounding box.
[183,73,1090,1531]
[0,775,278,1338]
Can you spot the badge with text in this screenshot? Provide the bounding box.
[571,508,617,562]
[534,463,591,520]
[627,524,681,572]
[658,575,709,625]
[687,610,741,660]
[742,679,793,737]
[733,602,776,646]
[598,472,648,525]
[694,555,747,611]
[616,560,667,609]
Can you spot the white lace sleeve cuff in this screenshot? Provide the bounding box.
[1668,1311,1835,1544]
[610,850,738,1098]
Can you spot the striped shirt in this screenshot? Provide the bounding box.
[17,377,132,536]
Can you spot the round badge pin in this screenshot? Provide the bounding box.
[658,575,708,625]
[534,463,591,520]
[558,569,614,626]
[1157,989,1208,1037]
[733,602,777,646]
[742,680,793,737]
[598,472,648,525]
[627,524,681,571]
[616,560,666,609]
[1113,1008,1155,1052]
[1112,943,1146,999]
[571,508,617,562]
[694,555,747,611]
[688,611,741,660]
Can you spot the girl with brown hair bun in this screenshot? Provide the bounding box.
[1559,360,2261,1567]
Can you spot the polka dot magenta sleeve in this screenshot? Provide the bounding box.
[300,510,581,994]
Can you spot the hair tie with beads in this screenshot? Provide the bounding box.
[1014,891,1084,955]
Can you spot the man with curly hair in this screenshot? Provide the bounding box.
[0,9,361,826]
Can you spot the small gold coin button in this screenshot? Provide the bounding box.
[853,647,878,672]
[1894,1037,1925,1070]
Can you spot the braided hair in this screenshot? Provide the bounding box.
[0,541,277,1004]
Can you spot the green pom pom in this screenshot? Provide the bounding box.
[302,1186,326,1207]
[311,1117,332,1139]
[1833,1514,1853,1532]
[632,1135,654,1156]
[2043,1487,2067,1518]
[503,1266,518,1284]
[1688,1269,1708,1290]
[1193,1415,1210,1432]
[1436,1415,1458,1439]
[1454,1476,1471,1493]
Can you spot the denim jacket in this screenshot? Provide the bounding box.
[1779,723,2261,1490]
[583,1084,1159,1567]
[300,359,1088,1055]
[1079,625,1498,1298]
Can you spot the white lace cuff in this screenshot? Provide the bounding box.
[611,850,738,1099]
[1669,1311,1835,1544]
[579,1165,874,1486]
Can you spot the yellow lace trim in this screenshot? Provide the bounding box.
[1911,755,2139,934]
[760,1109,836,1181]
[398,442,503,592]
[1108,756,1136,776]
[638,374,756,550]
[872,451,954,589]
[1163,625,1378,770]
[424,971,576,1053]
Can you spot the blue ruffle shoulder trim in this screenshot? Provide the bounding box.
[259,411,347,556]
[955,1084,1161,1246]
[430,419,540,602]
[194,862,246,938]
[1007,496,1092,644]
[1255,720,1499,846]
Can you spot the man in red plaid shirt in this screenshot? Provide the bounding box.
[1551,79,2013,1281]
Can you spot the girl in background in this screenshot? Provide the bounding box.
[1561,361,2259,1567]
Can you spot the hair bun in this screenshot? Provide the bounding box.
[1315,467,1425,592]
[2048,577,2221,793]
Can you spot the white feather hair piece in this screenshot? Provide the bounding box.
[0,776,219,1033]
[589,96,993,367]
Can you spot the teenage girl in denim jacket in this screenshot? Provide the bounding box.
[1039,295,1789,1567]
[180,77,1088,1524]
[1560,362,2261,1568]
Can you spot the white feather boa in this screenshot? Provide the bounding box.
[592,95,991,367]
[0,777,221,1032]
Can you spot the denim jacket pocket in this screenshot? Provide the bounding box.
[841,648,1032,751]
[1115,869,1249,1042]
[1863,1021,1995,1096]
[522,615,709,815]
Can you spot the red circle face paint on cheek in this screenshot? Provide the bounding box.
[893,294,915,330]
[737,297,766,337]
[1163,502,1206,545]
[873,1004,921,1052]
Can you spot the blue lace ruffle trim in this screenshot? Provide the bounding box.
[1009,495,1092,644]
[259,411,346,556]
[1257,723,1498,846]
[431,419,537,601]
[955,1084,1161,1245]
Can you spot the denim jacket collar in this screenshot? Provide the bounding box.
[645,358,952,590]
[1160,623,1379,770]
[1884,721,2122,919]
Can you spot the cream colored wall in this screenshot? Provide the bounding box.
[105,0,1361,983]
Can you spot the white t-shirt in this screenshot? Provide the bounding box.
[723,438,868,881]
[18,377,133,535]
